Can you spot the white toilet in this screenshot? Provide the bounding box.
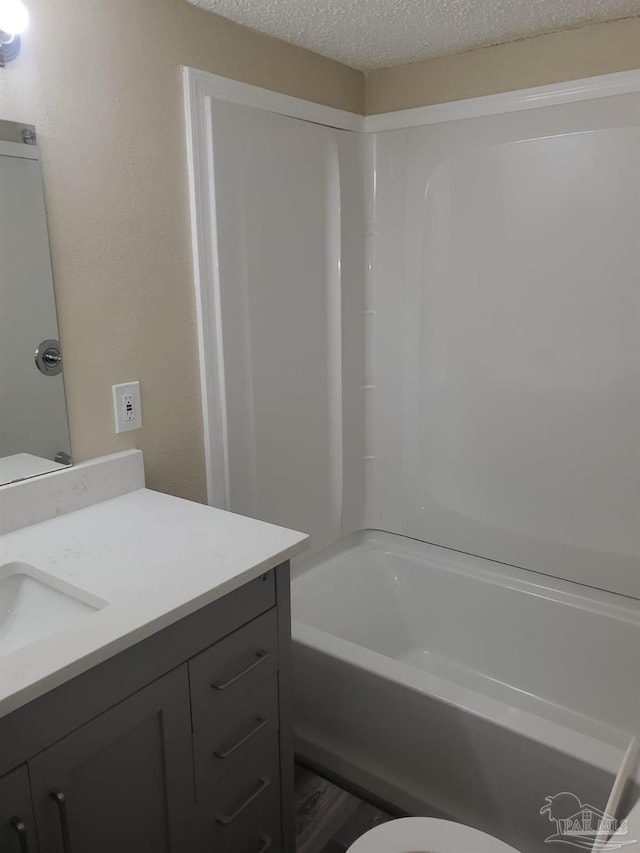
[347,817,522,853]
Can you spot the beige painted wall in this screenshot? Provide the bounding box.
[366,17,640,114]
[0,0,364,502]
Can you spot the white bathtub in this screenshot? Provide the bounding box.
[291,531,640,853]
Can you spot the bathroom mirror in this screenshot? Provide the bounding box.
[0,119,71,485]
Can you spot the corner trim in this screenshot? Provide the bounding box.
[184,67,230,507]
[184,68,365,132]
[363,68,640,131]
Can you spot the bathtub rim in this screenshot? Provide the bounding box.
[292,529,640,776]
[293,529,640,623]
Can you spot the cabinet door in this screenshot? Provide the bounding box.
[29,666,194,853]
[0,765,38,853]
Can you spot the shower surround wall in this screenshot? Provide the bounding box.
[203,100,370,554]
[366,94,640,599]
[197,78,640,599]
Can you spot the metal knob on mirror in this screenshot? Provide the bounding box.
[35,339,63,376]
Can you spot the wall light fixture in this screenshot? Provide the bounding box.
[0,0,29,65]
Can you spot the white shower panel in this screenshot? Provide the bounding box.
[207,101,353,553]
[369,93,640,597]
[335,132,372,539]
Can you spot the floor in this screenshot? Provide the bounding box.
[295,765,393,853]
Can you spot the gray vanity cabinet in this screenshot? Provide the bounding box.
[0,765,38,853]
[0,564,294,853]
[28,667,194,853]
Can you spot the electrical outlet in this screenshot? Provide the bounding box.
[122,394,134,421]
[112,382,142,433]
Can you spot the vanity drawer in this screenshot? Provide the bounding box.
[211,802,281,853]
[204,736,281,853]
[190,608,279,732]
[194,674,279,792]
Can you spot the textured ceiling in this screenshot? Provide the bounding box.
[188,0,640,71]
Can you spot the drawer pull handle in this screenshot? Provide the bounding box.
[50,789,73,853]
[256,834,272,853]
[212,650,268,691]
[215,717,269,759]
[216,776,270,825]
[10,817,30,853]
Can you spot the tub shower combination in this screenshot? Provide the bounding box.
[187,67,640,853]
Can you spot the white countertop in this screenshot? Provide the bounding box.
[0,464,308,719]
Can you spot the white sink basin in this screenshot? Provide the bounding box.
[0,563,107,657]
